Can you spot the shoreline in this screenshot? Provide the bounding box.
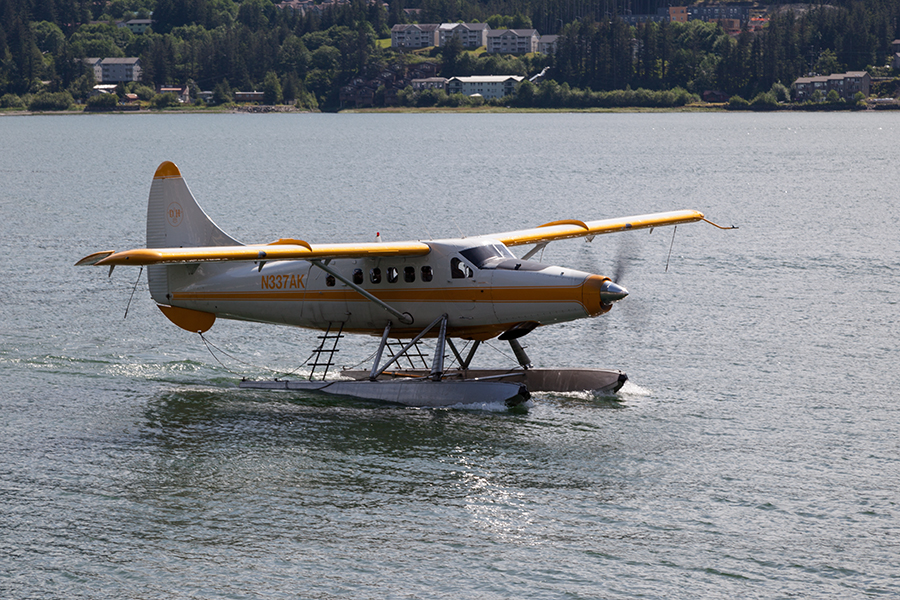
[3,102,892,116]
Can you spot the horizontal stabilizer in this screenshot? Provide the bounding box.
[75,250,116,266]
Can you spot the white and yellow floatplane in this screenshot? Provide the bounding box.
[77,162,733,407]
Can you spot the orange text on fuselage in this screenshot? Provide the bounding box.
[261,273,306,290]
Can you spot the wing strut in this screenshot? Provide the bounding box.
[309,259,413,325]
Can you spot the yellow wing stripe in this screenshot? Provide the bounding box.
[491,210,705,247]
[87,241,432,266]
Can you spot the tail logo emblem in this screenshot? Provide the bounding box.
[167,202,184,227]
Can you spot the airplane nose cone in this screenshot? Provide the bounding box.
[600,279,629,304]
[581,275,629,317]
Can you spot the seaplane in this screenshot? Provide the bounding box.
[77,161,732,408]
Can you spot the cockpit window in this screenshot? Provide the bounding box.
[451,257,473,279]
[459,243,515,269]
[493,259,549,271]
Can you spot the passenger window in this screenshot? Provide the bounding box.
[370,267,381,284]
[451,257,473,279]
[421,266,433,282]
[326,275,335,287]
[353,269,363,285]
[387,267,399,283]
[404,266,416,282]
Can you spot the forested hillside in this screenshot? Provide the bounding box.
[2,0,900,110]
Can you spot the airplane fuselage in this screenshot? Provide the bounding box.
[157,238,613,340]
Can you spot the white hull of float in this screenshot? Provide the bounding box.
[239,378,530,408]
[341,368,628,394]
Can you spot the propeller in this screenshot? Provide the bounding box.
[610,235,635,286]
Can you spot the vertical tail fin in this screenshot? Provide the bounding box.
[146,161,241,304]
[146,161,240,249]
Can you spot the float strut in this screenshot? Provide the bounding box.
[370,314,446,380]
[430,314,449,381]
[508,338,532,370]
[369,321,392,381]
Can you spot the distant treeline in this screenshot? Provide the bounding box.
[2,0,900,111]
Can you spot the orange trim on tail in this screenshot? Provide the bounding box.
[154,161,182,179]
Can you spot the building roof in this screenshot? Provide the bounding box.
[392,23,439,32]
[101,57,141,65]
[448,75,525,83]
[439,22,490,31]
[487,29,538,37]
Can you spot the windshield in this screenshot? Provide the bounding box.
[459,243,515,269]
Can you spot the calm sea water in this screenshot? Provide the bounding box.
[1,112,898,599]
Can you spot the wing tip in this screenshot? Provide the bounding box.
[75,250,116,266]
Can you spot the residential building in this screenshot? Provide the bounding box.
[438,23,490,49]
[793,71,870,101]
[412,77,448,90]
[234,91,265,103]
[486,29,540,54]
[621,9,670,26]
[121,19,153,34]
[391,24,440,49]
[538,35,559,55]
[90,84,118,97]
[669,6,688,23]
[688,4,752,23]
[83,57,103,81]
[446,75,524,99]
[99,58,142,83]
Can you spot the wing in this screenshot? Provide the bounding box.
[486,210,705,247]
[75,211,708,267]
[76,239,431,267]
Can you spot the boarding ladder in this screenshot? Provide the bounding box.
[307,322,344,381]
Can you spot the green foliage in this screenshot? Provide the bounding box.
[826,89,842,103]
[486,14,532,30]
[69,24,133,57]
[814,49,843,77]
[5,0,900,107]
[150,92,180,109]
[770,83,790,104]
[28,91,74,111]
[68,73,97,101]
[750,92,778,111]
[131,84,155,100]
[726,95,749,110]
[0,93,25,109]
[212,79,233,105]
[263,71,283,104]
[32,21,66,54]
[85,93,120,109]
[312,46,341,71]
